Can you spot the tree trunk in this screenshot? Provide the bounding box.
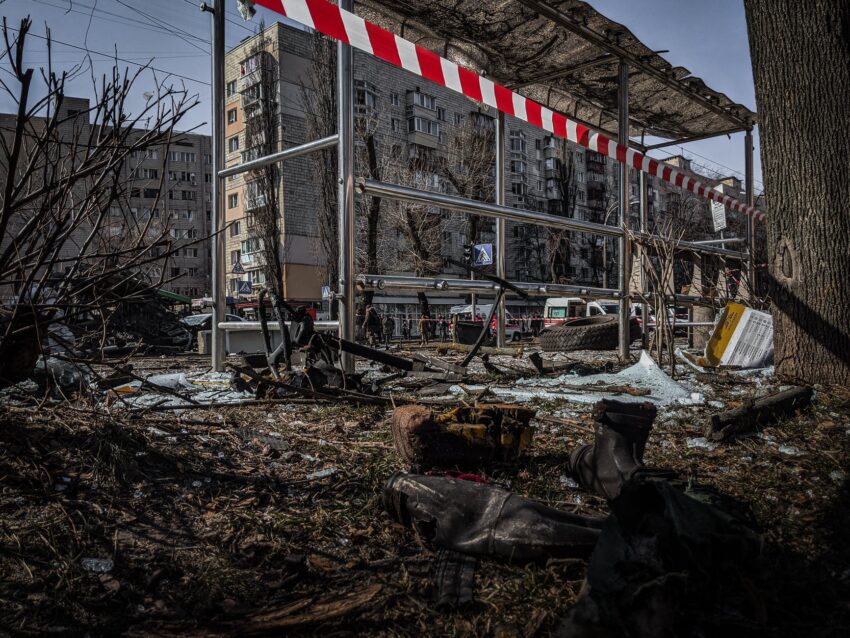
[744,0,850,385]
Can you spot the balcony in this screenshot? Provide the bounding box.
[245,193,268,211]
[238,68,262,92]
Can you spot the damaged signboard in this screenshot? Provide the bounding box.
[683,302,773,369]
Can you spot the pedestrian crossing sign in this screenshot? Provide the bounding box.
[473,243,493,266]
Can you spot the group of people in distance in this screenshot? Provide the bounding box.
[358,304,547,348]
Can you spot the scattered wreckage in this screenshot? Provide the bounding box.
[0,272,192,389]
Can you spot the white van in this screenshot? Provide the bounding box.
[542,298,650,327]
[543,297,618,326]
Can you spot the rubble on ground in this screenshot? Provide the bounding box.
[1,340,848,636]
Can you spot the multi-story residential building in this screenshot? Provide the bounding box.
[0,96,213,300]
[222,21,756,316]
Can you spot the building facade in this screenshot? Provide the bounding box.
[0,96,213,300]
[222,22,758,314]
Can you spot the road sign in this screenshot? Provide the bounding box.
[321,285,332,300]
[231,261,245,275]
[473,243,493,266]
[236,280,253,295]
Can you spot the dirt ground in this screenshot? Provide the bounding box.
[1,347,850,636]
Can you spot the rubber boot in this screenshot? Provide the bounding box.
[383,472,604,562]
[567,399,658,501]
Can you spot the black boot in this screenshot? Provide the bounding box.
[383,472,604,562]
[568,399,658,501]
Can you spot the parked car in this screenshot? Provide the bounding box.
[180,313,245,349]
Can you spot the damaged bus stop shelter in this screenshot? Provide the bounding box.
[207,0,764,372]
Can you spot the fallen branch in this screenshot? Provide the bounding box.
[705,386,814,442]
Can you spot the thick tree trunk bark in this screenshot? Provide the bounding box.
[744,0,850,385]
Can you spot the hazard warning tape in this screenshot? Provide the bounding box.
[249,0,765,221]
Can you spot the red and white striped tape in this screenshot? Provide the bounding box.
[251,0,765,222]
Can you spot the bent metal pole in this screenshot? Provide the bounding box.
[247,0,766,223]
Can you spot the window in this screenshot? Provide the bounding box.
[436,107,446,121]
[181,210,193,220]
[228,193,239,208]
[453,112,464,126]
[241,238,261,254]
[510,160,527,174]
[130,188,140,198]
[205,173,212,183]
[509,130,527,154]
[143,188,159,199]
[187,268,199,277]
[354,80,378,110]
[227,108,238,124]
[228,136,240,153]
[230,250,241,265]
[184,247,198,258]
[535,139,541,151]
[390,92,399,106]
[226,80,237,97]
[185,228,198,239]
[142,168,158,180]
[511,182,527,196]
[407,116,439,136]
[411,91,436,110]
[391,118,400,133]
[230,221,241,236]
[169,151,196,163]
[171,267,181,278]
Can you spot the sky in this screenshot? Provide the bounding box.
[0,0,762,190]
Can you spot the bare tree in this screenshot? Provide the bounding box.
[545,139,579,283]
[0,18,199,386]
[300,34,338,313]
[437,111,495,245]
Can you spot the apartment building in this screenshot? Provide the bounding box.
[222,21,754,310]
[0,96,213,299]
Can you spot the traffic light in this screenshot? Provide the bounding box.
[462,244,473,264]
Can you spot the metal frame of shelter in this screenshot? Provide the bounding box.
[205,0,760,372]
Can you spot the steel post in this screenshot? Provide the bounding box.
[495,112,507,347]
[639,170,648,349]
[208,0,226,371]
[337,0,355,372]
[744,128,755,298]
[617,60,631,360]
